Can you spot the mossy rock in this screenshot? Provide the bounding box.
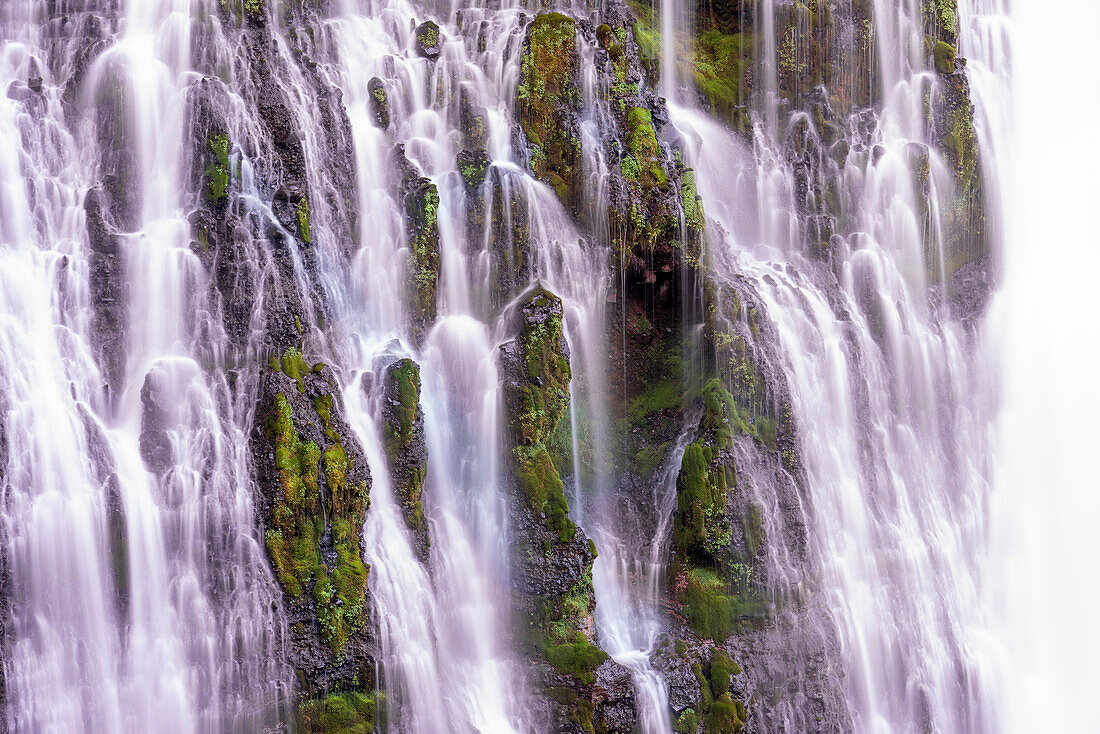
[933,41,956,74]
[367,77,389,129]
[298,690,383,734]
[380,358,429,536]
[415,20,441,59]
[517,13,581,212]
[256,353,372,658]
[403,178,440,340]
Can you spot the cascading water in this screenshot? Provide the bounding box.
[3,0,1092,733]
[660,0,1005,731]
[0,2,291,732]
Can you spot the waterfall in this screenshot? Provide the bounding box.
[662,0,1003,731]
[1,1,1094,733]
[0,2,291,732]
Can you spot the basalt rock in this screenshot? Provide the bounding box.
[83,187,127,395]
[518,13,582,213]
[379,358,430,559]
[368,76,390,129]
[500,286,614,732]
[251,349,376,697]
[415,20,442,60]
[403,176,441,342]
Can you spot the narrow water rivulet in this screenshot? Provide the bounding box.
[0,1,1094,733]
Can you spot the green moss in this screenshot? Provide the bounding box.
[243,0,263,20]
[382,359,420,458]
[682,567,735,641]
[543,639,609,685]
[314,394,337,442]
[416,20,440,52]
[262,388,369,655]
[621,155,641,181]
[676,648,747,732]
[707,694,747,733]
[933,41,956,74]
[675,440,731,563]
[692,30,752,131]
[709,651,741,695]
[298,690,383,734]
[681,170,705,233]
[633,441,670,479]
[381,358,426,530]
[528,570,607,685]
[625,107,668,190]
[264,393,323,599]
[405,181,440,331]
[205,133,230,202]
[516,445,574,541]
[274,347,310,393]
[627,379,682,424]
[297,196,311,244]
[459,150,489,189]
[673,708,700,733]
[741,503,764,558]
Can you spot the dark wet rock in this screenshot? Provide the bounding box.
[379,358,430,560]
[723,603,852,734]
[138,366,175,476]
[459,87,488,151]
[593,659,637,733]
[83,186,127,395]
[367,76,390,129]
[486,167,531,312]
[500,286,610,732]
[415,20,441,59]
[402,176,441,342]
[457,148,490,191]
[943,253,995,327]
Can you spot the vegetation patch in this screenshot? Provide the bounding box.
[298,690,383,734]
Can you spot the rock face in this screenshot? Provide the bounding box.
[251,349,376,698]
[403,176,441,342]
[379,358,430,558]
[499,286,635,733]
[415,20,441,60]
[518,13,582,213]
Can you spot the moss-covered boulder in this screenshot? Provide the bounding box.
[415,20,441,60]
[251,348,375,702]
[517,13,581,212]
[379,358,429,557]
